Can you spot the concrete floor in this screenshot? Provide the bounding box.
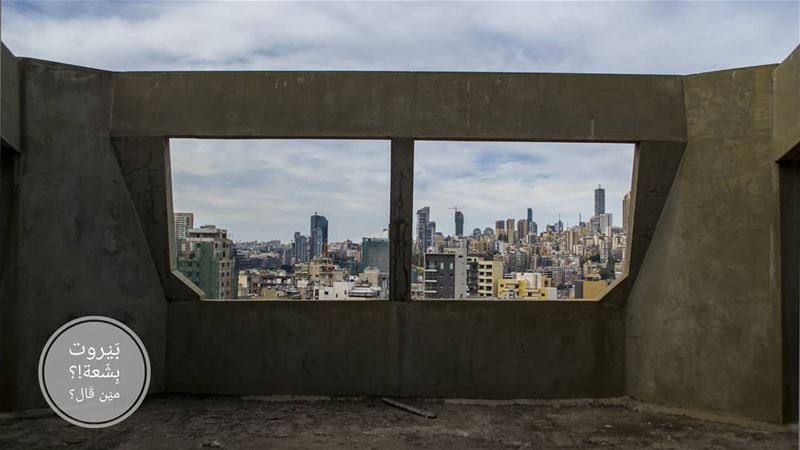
[0,395,796,449]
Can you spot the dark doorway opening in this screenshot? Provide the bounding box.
[779,146,800,423]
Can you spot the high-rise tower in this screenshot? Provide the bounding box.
[293,231,309,263]
[309,213,328,259]
[622,191,631,233]
[454,210,464,237]
[527,208,533,231]
[506,218,516,244]
[417,207,434,261]
[594,185,606,216]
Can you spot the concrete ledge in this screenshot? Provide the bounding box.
[1,44,21,150]
[774,45,800,160]
[111,71,686,142]
[167,300,624,399]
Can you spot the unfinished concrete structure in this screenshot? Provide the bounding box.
[1,43,798,425]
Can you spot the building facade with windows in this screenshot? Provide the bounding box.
[176,225,236,299]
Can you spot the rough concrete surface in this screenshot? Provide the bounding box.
[1,44,21,150]
[6,58,168,410]
[111,71,686,142]
[2,43,799,426]
[625,64,784,423]
[773,45,800,160]
[166,301,623,399]
[0,396,796,449]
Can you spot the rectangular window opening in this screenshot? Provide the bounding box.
[169,139,390,301]
[412,141,634,301]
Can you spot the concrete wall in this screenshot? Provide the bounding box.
[2,44,797,424]
[1,59,168,410]
[111,71,685,142]
[774,46,800,423]
[625,64,784,422]
[1,44,21,150]
[167,301,623,399]
[773,46,800,161]
[0,44,22,413]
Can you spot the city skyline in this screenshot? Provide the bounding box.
[6,1,790,243]
[170,140,633,242]
[176,188,627,246]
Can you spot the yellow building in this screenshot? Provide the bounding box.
[497,276,557,300]
[309,258,344,286]
[477,259,504,298]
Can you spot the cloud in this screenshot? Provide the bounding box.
[413,142,634,236]
[2,1,795,241]
[2,1,796,73]
[170,139,390,242]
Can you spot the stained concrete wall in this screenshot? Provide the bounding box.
[3,44,797,424]
[0,44,21,413]
[1,59,168,410]
[774,46,800,423]
[167,301,623,398]
[625,64,784,422]
[2,54,686,412]
[111,71,685,142]
[1,44,21,150]
[773,46,800,161]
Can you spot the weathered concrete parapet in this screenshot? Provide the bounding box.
[1,57,168,410]
[626,63,787,423]
[600,140,686,308]
[111,136,204,302]
[773,44,800,424]
[110,71,686,142]
[1,44,21,151]
[773,45,800,160]
[167,300,624,399]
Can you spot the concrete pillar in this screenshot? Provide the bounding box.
[389,138,414,301]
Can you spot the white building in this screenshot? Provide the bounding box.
[174,212,194,241]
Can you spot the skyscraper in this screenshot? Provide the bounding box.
[495,220,506,242]
[293,231,309,262]
[594,185,606,216]
[309,213,328,259]
[622,191,631,233]
[517,218,529,242]
[361,237,390,273]
[599,213,613,233]
[506,218,516,244]
[454,210,464,237]
[417,207,434,261]
[527,208,533,231]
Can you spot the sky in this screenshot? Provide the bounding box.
[2,1,798,242]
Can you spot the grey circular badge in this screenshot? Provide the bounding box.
[38,316,150,428]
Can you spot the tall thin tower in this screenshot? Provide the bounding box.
[309,212,328,259]
[594,185,606,216]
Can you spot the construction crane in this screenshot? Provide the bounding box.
[448,206,470,213]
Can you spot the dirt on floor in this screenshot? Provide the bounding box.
[0,395,796,449]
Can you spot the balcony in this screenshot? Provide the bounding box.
[0,41,798,432]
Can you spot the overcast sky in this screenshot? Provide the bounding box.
[2,1,797,242]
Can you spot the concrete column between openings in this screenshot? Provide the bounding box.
[389,138,414,301]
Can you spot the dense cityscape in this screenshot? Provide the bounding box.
[174,185,631,301]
